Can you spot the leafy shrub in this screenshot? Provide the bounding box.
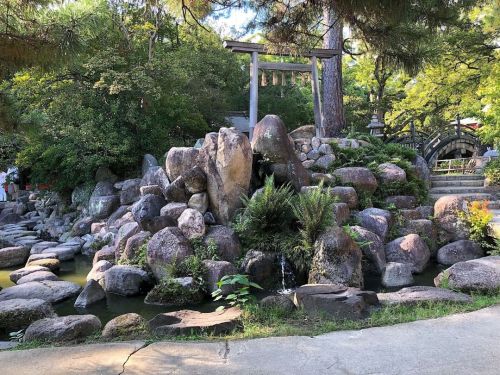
[212,274,262,311]
[484,159,500,186]
[189,238,219,261]
[457,201,494,251]
[286,183,337,273]
[146,277,204,306]
[233,175,298,253]
[118,243,149,269]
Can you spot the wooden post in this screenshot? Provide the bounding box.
[249,51,259,141]
[311,55,323,137]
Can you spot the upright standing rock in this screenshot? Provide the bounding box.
[199,128,253,224]
[309,226,363,287]
[251,115,310,191]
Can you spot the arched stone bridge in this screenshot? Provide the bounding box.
[385,123,484,166]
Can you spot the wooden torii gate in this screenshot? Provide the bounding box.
[223,41,340,140]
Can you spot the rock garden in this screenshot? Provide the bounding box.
[1,115,499,346]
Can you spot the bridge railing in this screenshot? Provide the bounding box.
[432,156,495,174]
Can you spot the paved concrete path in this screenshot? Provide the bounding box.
[1,305,499,375]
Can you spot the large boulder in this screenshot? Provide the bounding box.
[382,262,414,288]
[120,179,142,205]
[293,284,378,319]
[204,225,241,262]
[240,250,278,288]
[434,195,468,242]
[332,202,350,226]
[378,286,472,306]
[147,227,193,280]
[0,298,56,332]
[434,256,500,293]
[104,265,150,296]
[202,260,237,294]
[165,147,200,182]
[377,162,406,184]
[183,166,207,194]
[332,167,378,194]
[123,231,150,260]
[131,194,166,227]
[413,155,431,188]
[356,208,392,240]
[309,226,363,287]
[188,193,209,213]
[199,128,253,224]
[384,195,416,209]
[349,226,386,274]
[71,217,94,237]
[331,186,358,209]
[251,115,309,191]
[142,154,159,176]
[88,182,119,220]
[74,279,106,308]
[24,315,102,343]
[102,313,147,339]
[385,234,431,273]
[114,221,140,259]
[399,219,438,255]
[0,246,30,268]
[0,280,81,303]
[140,166,170,197]
[87,259,113,286]
[163,176,188,203]
[177,208,206,239]
[437,240,484,266]
[160,203,187,220]
[141,216,176,235]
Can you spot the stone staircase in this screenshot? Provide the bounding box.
[429,174,492,201]
[488,201,500,240]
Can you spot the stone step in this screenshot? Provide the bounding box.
[429,186,487,194]
[488,201,500,210]
[430,193,493,201]
[431,179,485,188]
[430,174,485,181]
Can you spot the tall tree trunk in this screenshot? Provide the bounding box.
[322,3,345,137]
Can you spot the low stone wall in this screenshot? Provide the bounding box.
[292,136,363,171]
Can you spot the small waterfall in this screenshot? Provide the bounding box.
[277,253,295,295]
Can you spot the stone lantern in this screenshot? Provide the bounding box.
[367,114,385,138]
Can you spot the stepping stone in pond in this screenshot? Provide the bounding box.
[9,265,51,283]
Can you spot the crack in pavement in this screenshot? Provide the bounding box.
[118,342,150,375]
[217,340,230,363]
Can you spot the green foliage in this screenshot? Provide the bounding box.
[328,138,427,205]
[484,159,500,186]
[233,175,297,254]
[1,0,245,193]
[457,200,495,251]
[146,277,204,306]
[287,183,337,273]
[0,131,22,171]
[119,243,149,269]
[212,274,262,311]
[189,238,219,261]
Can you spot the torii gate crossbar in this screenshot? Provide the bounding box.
[223,40,340,140]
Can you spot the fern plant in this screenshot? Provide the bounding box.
[291,182,337,249]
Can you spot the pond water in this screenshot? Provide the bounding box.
[0,254,225,329]
[0,253,446,330]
